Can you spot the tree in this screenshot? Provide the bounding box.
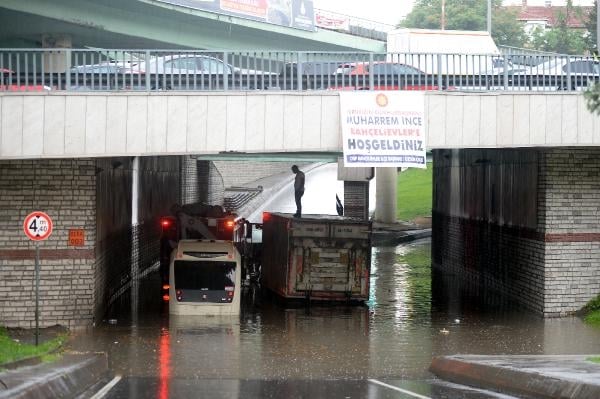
[584,0,597,54]
[528,0,587,54]
[584,83,600,115]
[400,0,527,48]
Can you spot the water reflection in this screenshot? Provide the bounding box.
[68,239,600,382]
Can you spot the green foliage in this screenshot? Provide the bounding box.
[396,163,432,221]
[397,244,432,318]
[584,0,597,53]
[0,327,66,365]
[581,294,600,327]
[492,7,528,47]
[585,310,600,327]
[588,356,600,363]
[529,0,588,54]
[583,294,600,312]
[400,0,527,48]
[584,82,600,115]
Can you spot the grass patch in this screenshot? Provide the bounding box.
[582,295,600,328]
[398,244,432,318]
[0,327,66,365]
[587,356,600,364]
[397,163,432,221]
[584,310,600,327]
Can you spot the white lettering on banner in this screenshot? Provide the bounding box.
[339,92,427,168]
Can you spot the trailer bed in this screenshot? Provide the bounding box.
[261,213,371,302]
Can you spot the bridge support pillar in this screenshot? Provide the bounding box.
[432,148,600,317]
[374,167,397,224]
[337,159,374,220]
[42,34,71,73]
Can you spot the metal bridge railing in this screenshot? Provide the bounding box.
[1,48,599,93]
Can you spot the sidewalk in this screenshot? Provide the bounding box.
[430,354,600,399]
[0,352,108,399]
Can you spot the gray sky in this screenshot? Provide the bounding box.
[313,0,414,26]
[312,0,596,26]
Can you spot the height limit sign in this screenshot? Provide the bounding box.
[23,211,53,241]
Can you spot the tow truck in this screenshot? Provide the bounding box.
[159,202,262,301]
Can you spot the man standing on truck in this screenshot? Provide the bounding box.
[291,165,305,218]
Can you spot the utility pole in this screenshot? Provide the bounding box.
[441,0,446,30]
[487,0,492,34]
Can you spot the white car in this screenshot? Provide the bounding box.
[513,57,600,90]
[138,54,276,90]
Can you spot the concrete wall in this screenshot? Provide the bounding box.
[95,156,180,321]
[432,149,546,314]
[0,159,96,328]
[212,161,303,188]
[3,92,600,160]
[433,147,600,316]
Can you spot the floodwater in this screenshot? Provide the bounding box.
[68,163,600,397]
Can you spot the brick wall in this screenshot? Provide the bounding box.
[197,161,225,205]
[180,156,199,205]
[540,148,600,315]
[0,159,96,328]
[344,181,369,220]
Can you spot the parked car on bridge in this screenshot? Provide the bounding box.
[69,54,275,90]
[329,61,443,91]
[512,57,600,90]
[140,54,277,89]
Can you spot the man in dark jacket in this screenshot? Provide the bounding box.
[291,165,305,218]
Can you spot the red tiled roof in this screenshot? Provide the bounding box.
[505,6,593,29]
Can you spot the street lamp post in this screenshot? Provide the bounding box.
[487,0,492,34]
[597,0,599,54]
[441,0,445,30]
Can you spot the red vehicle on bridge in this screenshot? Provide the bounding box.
[1,68,51,92]
[330,61,444,91]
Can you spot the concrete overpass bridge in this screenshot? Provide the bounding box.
[1,91,598,159]
[1,88,599,328]
[0,25,599,329]
[0,0,385,51]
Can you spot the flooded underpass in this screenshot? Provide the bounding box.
[68,239,600,398]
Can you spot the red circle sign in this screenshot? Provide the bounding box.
[23,212,53,241]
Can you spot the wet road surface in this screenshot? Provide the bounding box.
[71,241,600,398]
[71,164,600,398]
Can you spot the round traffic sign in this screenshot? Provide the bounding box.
[23,212,53,241]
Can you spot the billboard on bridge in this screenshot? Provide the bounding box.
[154,0,315,31]
[340,92,427,168]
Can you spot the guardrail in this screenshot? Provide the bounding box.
[1,49,599,92]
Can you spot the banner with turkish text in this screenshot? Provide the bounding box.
[340,91,426,168]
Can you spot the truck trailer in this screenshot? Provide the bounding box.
[386,28,502,75]
[261,212,371,302]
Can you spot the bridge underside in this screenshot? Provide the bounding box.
[0,0,385,51]
[0,156,338,327]
[432,147,600,317]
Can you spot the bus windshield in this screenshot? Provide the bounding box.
[174,260,236,291]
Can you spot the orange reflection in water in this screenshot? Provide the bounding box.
[158,327,171,399]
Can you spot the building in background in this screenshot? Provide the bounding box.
[504,1,593,36]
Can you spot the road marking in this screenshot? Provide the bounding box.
[90,375,122,399]
[368,379,432,399]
